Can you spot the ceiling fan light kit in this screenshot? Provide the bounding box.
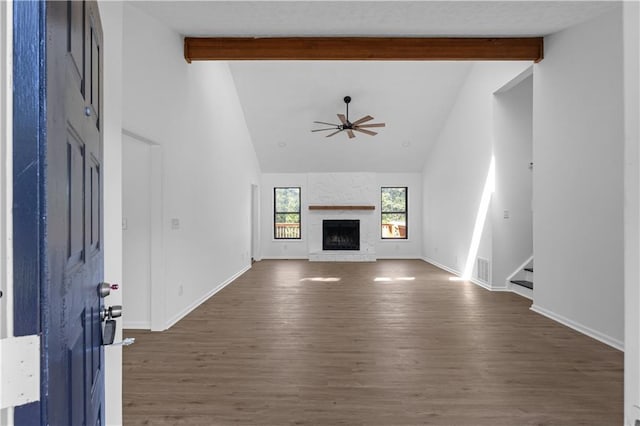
[312,96,386,139]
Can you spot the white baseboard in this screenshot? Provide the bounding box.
[376,255,423,260]
[509,283,533,300]
[422,256,461,276]
[123,321,151,330]
[530,304,624,351]
[422,257,508,292]
[261,256,308,260]
[165,265,251,330]
[469,277,492,290]
[264,255,425,261]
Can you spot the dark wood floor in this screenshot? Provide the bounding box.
[123,260,622,425]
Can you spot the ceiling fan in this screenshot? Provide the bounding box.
[312,96,386,139]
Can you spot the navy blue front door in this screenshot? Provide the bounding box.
[14,1,105,424]
[48,2,104,424]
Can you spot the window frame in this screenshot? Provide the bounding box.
[380,186,408,240]
[273,187,302,240]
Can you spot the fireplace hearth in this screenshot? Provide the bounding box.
[323,220,360,251]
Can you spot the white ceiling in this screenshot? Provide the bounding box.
[132,1,617,173]
[229,61,472,172]
[133,1,615,38]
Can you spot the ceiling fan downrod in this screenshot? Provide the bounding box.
[344,96,351,127]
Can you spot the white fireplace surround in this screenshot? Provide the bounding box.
[307,173,377,262]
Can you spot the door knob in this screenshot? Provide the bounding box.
[98,282,111,298]
[101,305,122,321]
[109,305,122,318]
[98,282,119,298]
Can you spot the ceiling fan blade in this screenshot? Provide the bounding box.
[326,129,343,137]
[312,127,340,132]
[356,122,386,128]
[313,121,340,126]
[337,114,348,125]
[354,128,378,136]
[351,115,374,126]
[347,130,355,139]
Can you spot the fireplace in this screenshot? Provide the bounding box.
[323,220,360,251]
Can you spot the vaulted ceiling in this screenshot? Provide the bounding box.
[132,1,616,173]
[228,61,472,172]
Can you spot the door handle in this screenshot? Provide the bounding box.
[101,305,122,321]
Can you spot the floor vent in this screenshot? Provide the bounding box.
[476,258,490,283]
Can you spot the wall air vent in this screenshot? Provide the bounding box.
[476,257,490,284]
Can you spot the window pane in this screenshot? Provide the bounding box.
[381,187,407,239]
[381,213,407,239]
[275,187,300,213]
[381,187,406,212]
[275,213,299,224]
[274,187,301,239]
[275,214,300,239]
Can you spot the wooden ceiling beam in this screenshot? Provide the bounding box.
[184,37,543,63]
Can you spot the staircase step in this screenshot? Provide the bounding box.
[511,280,533,290]
[524,267,534,273]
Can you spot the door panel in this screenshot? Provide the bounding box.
[68,0,84,95]
[90,26,100,127]
[89,158,101,252]
[69,323,86,425]
[67,132,86,266]
[86,8,100,130]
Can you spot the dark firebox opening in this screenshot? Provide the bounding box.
[323,220,360,251]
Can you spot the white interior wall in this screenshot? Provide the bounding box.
[122,135,152,329]
[624,1,640,423]
[492,75,533,288]
[251,184,261,261]
[532,7,624,350]
[99,2,124,425]
[421,61,530,280]
[122,4,261,329]
[260,172,422,259]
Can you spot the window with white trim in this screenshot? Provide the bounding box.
[381,187,407,239]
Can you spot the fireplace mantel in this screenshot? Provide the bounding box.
[309,205,375,211]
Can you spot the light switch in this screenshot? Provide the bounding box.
[503,210,510,219]
[122,218,128,230]
[171,218,180,230]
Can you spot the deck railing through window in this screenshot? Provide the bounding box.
[275,223,300,239]
[381,223,407,239]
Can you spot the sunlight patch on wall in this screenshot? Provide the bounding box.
[462,155,495,281]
